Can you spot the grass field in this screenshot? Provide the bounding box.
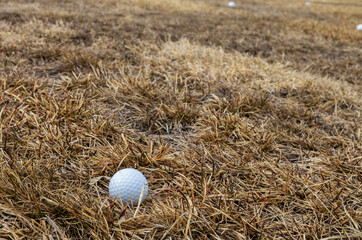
[0,0,361,239]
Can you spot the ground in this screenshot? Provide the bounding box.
[0,0,361,239]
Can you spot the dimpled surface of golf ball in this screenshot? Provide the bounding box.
[109,168,148,206]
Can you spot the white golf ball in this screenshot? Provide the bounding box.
[228,2,236,7]
[109,168,148,206]
[305,1,311,5]
[356,24,362,31]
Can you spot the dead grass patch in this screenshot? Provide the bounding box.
[0,0,361,239]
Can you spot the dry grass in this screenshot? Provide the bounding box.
[0,0,361,239]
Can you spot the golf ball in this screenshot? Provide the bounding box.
[357,24,362,31]
[109,168,148,206]
[228,2,236,7]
